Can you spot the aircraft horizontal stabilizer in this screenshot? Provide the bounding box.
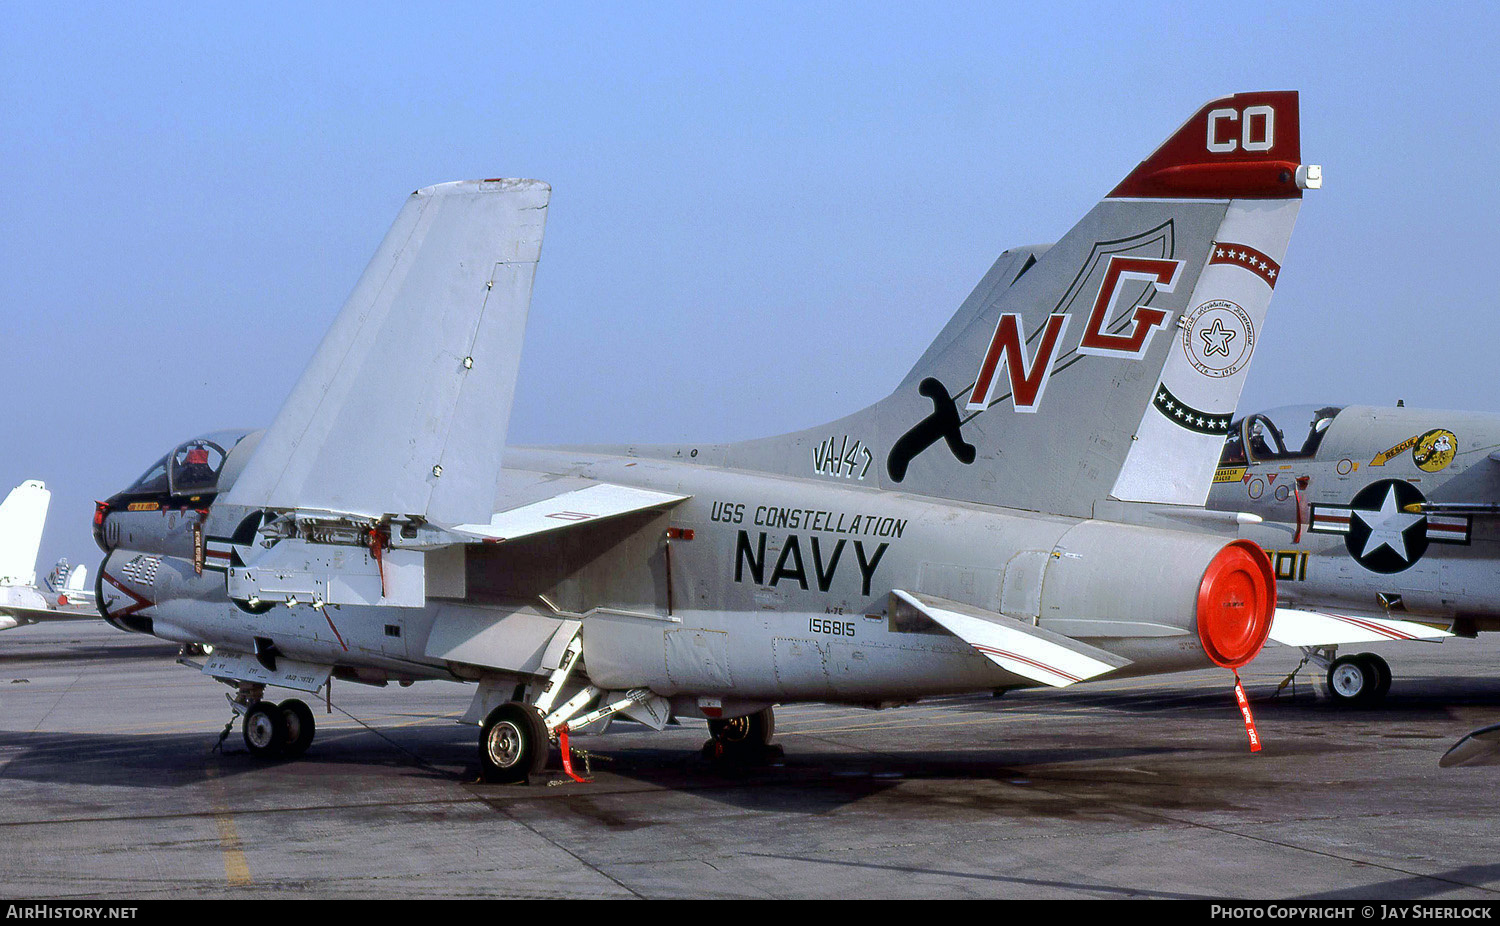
[892,590,1130,688]
[224,179,551,527]
[451,483,688,543]
[1268,607,1453,648]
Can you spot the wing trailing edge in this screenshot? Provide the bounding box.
[451,483,688,543]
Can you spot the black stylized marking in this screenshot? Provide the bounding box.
[887,378,977,482]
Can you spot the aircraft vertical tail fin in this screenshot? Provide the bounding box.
[726,91,1317,517]
[65,563,89,594]
[0,480,50,587]
[224,179,550,526]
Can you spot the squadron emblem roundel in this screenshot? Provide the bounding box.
[1413,429,1457,473]
[1182,299,1255,379]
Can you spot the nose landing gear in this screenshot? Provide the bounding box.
[224,683,318,758]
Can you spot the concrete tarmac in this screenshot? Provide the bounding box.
[2,620,1498,899]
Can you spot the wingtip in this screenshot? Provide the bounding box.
[412,178,552,198]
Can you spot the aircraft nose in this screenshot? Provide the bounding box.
[93,500,114,552]
[97,554,156,635]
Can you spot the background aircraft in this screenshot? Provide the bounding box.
[93,91,1317,781]
[1194,403,1500,705]
[43,557,95,609]
[0,480,96,631]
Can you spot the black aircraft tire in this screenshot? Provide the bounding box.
[707,706,776,757]
[1327,655,1379,707]
[479,703,548,784]
[279,699,317,758]
[243,702,287,757]
[1364,653,1393,701]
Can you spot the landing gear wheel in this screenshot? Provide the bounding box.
[479,702,549,784]
[706,706,778,761]
[278,699,317,758]
[243,701,287,756]
[1364,653,1392,701]
[1327,654,1380,707]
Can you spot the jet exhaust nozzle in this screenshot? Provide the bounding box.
[1195,539,1276,669]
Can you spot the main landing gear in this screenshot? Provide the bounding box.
[704,707,781,762]
[479,702,549,784]
[231,683,318,758]
[1279,647,1394,707]
[1326,652,1391,708]
[475,629,669,784]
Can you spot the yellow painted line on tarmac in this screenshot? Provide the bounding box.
[203,765,251,887]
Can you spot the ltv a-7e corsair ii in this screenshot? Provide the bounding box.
[94,92,1320,781]
[1199,402,1500,706]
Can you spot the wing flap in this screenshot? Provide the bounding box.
[1268,607,1453,647]
[893,590,1130,687]
[452,482,688,543]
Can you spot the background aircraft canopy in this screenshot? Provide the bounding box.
[1221,404,1344,465]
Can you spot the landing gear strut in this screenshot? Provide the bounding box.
[472,626,669,784]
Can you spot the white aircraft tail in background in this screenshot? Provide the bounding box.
[0,480,49,588]
[0,480,96,631]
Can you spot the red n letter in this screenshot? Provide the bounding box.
[1077,256,1182,358]
[968,313,1070,413]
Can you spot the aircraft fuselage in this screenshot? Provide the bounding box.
[99,444,1237,714]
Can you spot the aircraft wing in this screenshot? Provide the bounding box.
[1267,606,1453,647]
[892,590,1131,688]
[223,179,550,527]
[0,601,98,631]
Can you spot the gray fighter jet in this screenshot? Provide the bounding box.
[1200,403,1500,705]
[93,92,1321,781]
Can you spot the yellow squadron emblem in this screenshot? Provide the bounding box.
[1413,428,1457,473]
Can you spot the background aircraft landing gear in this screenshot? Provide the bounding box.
[1326,653,1391,707]
[704,706,782,762]
[479,702,549,784]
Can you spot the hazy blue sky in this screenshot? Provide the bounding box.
[3,2,1497,573]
